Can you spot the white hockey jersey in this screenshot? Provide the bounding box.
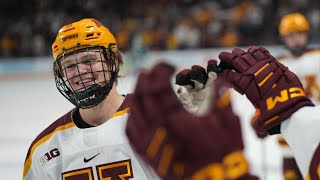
[23,96,160,180]
[278,49,320,104]
[281,106,320,179]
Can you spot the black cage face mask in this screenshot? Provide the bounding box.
[53,44,119,109]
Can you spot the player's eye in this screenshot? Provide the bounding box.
[64,63,77,70]
[83,59,101,65]
[83,59,94,64]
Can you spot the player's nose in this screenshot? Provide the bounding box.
[77,63,91,74]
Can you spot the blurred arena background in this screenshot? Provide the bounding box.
[1,0,320,179]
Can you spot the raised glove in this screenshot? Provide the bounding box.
[126,63,224,179]
[126,62,258,180]
[175,61,217,116]
[217,46,314,134]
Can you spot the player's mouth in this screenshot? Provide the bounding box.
[75,78,96,87]
[76,78,94,84]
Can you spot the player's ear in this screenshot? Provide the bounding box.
[114,50,123,66]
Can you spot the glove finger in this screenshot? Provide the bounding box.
[206,71,217,87]
[247,46,260,54]
[232,47,246,56]
[240,51,258,66]
[259,46,271,54]
[231,48,251,72]
[149,62,176,93]
[133,71,164,127]
[208,59,219,65]
[175,69,194,88]
[247,46,270,62]
[133,64,171,128]
[219,52,235,68]
[134,72,148,95]
[190,65,208,86]
[129,65,178,166]
[207,59,224,74]
[219,51,248,73]
[186,65,209,91]
[150,63,185,115]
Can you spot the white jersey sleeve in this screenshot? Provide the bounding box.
[279,50,320,105]
[281,106,320,177]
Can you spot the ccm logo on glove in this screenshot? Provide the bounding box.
[266,87,305,110]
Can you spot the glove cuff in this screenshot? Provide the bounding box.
[253,83,314,134]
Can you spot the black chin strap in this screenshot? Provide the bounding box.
[69,80,114,109]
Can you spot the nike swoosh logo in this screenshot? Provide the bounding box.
[84,153,100,163]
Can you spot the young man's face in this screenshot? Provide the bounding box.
[282,31,308,49]
[60,49,112,92]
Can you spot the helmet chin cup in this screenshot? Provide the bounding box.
[69,82,114,109]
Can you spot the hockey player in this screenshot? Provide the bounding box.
[277,12,320,180]
[278,12,320,104]
[251,12,320,180]
[126,46,319,180]
[23,18,160,179]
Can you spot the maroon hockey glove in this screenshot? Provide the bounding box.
[126,63,225,179]
[175,62,245,156]
[175,63,260,179]
[250,109,268,138]
[217,46,314,135]
[127,62,258,179]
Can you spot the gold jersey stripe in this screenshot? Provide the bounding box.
[112,107,130,117]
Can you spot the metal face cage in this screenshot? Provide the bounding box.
[53,44,119,109]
